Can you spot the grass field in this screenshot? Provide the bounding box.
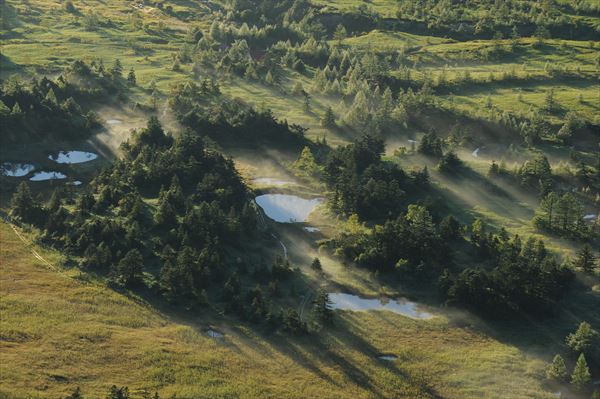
[0,221,572,399]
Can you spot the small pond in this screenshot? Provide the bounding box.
[472,148,481,157]
[29,171,67,181]
[48,151,98,164]
[328,293,433,320]
[378,355,398,361]
[206,329,224,338]
[303,227,321,233]
[1,162,35,177]
[106,119,123,125]
[255,194,323,223]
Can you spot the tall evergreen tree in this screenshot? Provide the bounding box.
[573,245,596,273]
[571,353,591,390]
[545,354,567,381]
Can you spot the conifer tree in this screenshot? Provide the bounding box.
[545,354,567,381]
[127,68,136,86]
[571,353,591,390]
[321,106,336,128]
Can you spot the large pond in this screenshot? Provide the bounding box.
[29,171,67,181]
[48,151,98,164]
[255,194,323,223]
[1,162,35,177]
[328,293,433,320]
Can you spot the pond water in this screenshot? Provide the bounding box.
[303,227,321,233]
[583,214,596,221]
[29,171,67,181]
[472,148,481,157]
[106,119,123,125]
[69,180,83,186]
[48,151,98,164]
[378,355,398,361]
[252,177,292,186]
[206,329,224,338]
[255,194,323,223]
[1,162,35,177]
[328,293,433,319]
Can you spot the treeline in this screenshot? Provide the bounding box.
[0,75,98,145]
[320,135,575,319]
[169,81,310,149]
[0,58,137,146]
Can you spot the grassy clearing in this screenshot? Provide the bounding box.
[0,221,566,399]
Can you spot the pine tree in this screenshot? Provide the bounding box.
[312,289,333,324]
[571,353,591,390]
[566,321,600,354]
[127,68,136,86]
[311,257,322,271]
[545,354,567,381]
[111,59,123,78]
[573,245,596,273]
[114,249,144,287]
[333,24,347,44]
[321,106,336,128]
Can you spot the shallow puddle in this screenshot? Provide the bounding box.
[328,293,433,319]
[206,329,224,338]
[1,162,35,177]
[303,227,321,233]
[48,151,98,164]
[255,194,323,223]
[29,171,67,181]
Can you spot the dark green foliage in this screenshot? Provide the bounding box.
[112,249,144,287]
[324,134,417,219]
[0,73,100,145]
[331,205,448,277]
[312,290,333,324]
[572,245,596,273]
[442,228,574,318]
[10,182,46,226]
[417,131,443,157]
[533,192,588,238]
[437,150,464,174]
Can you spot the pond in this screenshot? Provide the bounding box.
[378,355,398,361]
[255,194,323,223]
[206,329,224,338]
[29,171,67,181]
[303,227,321,233]
[1,162,35,177]
[328,293,433,319]
[48,151,98,164]
[106,119,122,125]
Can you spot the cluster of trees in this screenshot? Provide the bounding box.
[10,117,327,334]
[0,75,99,145]
[546,321,599,394]
[440,220,574,317]
[394,0,598,40]
[323,134,428,220]
[169,84,310,149]
[329,206,453,279]
[533,192,590,239]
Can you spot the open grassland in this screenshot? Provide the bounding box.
[0,221,568,399]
